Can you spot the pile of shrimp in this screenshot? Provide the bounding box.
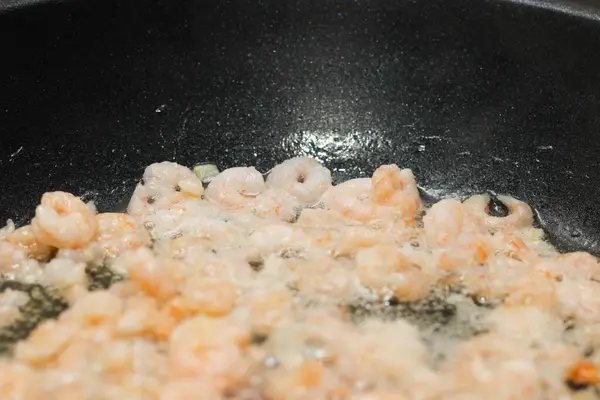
[0,156,600,400]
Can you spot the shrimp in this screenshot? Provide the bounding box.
[266,156,332,205]
[557,279,600,324]
[321,178,375,222]
[14,319,77,366]
[121,247,180,301]
[31,191,98,249]
[462,193,534,231]
[115,296,159,338]
[503,271,558,311]
[66,290,123,327]
[160,380,220,400]
[204,167,266,210]
[143,161,204,199]
[248,288,292,335]
[0,362,42,399]
[371,164,421,218]
[423,199,479,248]
[128,162,204,217]
[0,240,28,273]
[441,334,544,399]
[42,258,88,302]
[350,393,408,400]
[168,316,251,392]
[180,276,237,317]
[355,244,431,300]
[251,188,301,222]
[94,213,150,258]
[3,224,55,261]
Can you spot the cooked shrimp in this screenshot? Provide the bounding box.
[423,199,479,248]
[355,244,431,300]
[371,164,421,218]
[463,193,534,231]
[42,258,88,302]
[115,296,159,337]
[350,393,408,400]
[168,316,250,391]
[0,240,28,273]
[14,319,76,366]
[251,188,301,222]
[322,178,374,222]
[0,362,41,399]
[66,290,123,327]
[204,167,266,210]
[4,224,55,261]
[266,156,332,205]
[160,380,220,400]
[121,247,180,301]
[31,191,98,249]
[248,288,292,335]
[180,276,237,317]
[128,162,204,217]
[143,161,204,200]
[557,279,600,324]
[0,240,43,282]
[95,213,149,258]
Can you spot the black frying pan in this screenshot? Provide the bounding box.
[1,0,599,257]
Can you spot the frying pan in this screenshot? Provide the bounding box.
[1,0,600,260]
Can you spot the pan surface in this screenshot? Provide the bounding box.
[1,0,599,255]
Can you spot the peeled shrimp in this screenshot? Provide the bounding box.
[121,247,180,301]
[423,199,479,248]
[160,380,220,400]
[0,362,41,399]
[251,188,301,222]
[180,276,237,317]
[128,162,204,217]
[94,213,149,258]
[142,161,204,199]
[3,224,55,261]
[204,167,266,210]
[168,316,250,391]
[463,193,534,230]
[42,258,88,302]
[266,156,332,205]
[322,178,374,222]
[14,319,77,366]
[0,241,28,273]
[355,244,431,300]
[31,191,98,249]
[371,164,421,218]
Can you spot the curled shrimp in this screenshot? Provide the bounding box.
[423,199,481,248]
[3,225,55,261]
[143,161,204,199]
[266,156,332,206]
[371,164,421,218]
[356,244,430,300]
[204,167,266,210]
[252,188,301,222]
[321,178,374,222]
[168,316,250,391]
[95,213,149,258]
[31,191,98,249]
[463,193,534,230]
[128,162,204,217]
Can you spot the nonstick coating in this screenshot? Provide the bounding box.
[1,0,599,255]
